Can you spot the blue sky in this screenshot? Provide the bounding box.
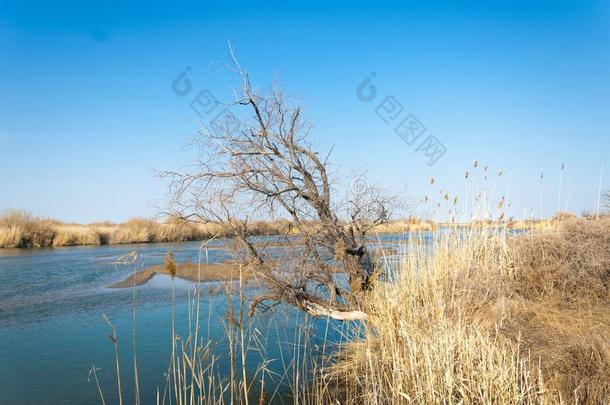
[1,0,608,223]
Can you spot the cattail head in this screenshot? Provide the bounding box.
[474,160,478,168]
[465,171,469,179]
[165,251,177,279]
[430,177,435,185]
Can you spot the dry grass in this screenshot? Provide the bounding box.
[318,217,610,404]
[510,217,610,304]
[0,211,300,248]
[0,210,57,247]
[371,218,438,233]
[52,225,102,246]
[500,217,610,403]
[0,211,441,248]
[1,209,569,249]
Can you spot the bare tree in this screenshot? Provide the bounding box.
[164,57,392,320]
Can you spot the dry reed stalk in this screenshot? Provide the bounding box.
[102,314,123,405]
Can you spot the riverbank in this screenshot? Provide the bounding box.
[0,210,559,249]
[0,210,438,248]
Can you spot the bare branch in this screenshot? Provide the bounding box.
[164,54,393,318]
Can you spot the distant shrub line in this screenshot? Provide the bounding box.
[0,211,287,248]
[4,209,585,249]
[0,210,439,248]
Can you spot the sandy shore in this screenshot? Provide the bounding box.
[109,262,248,288]
[108,240,411,289]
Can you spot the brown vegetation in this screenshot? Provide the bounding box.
[0,210,442,249]
[0,210,299,248]
[322,217,610,404]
